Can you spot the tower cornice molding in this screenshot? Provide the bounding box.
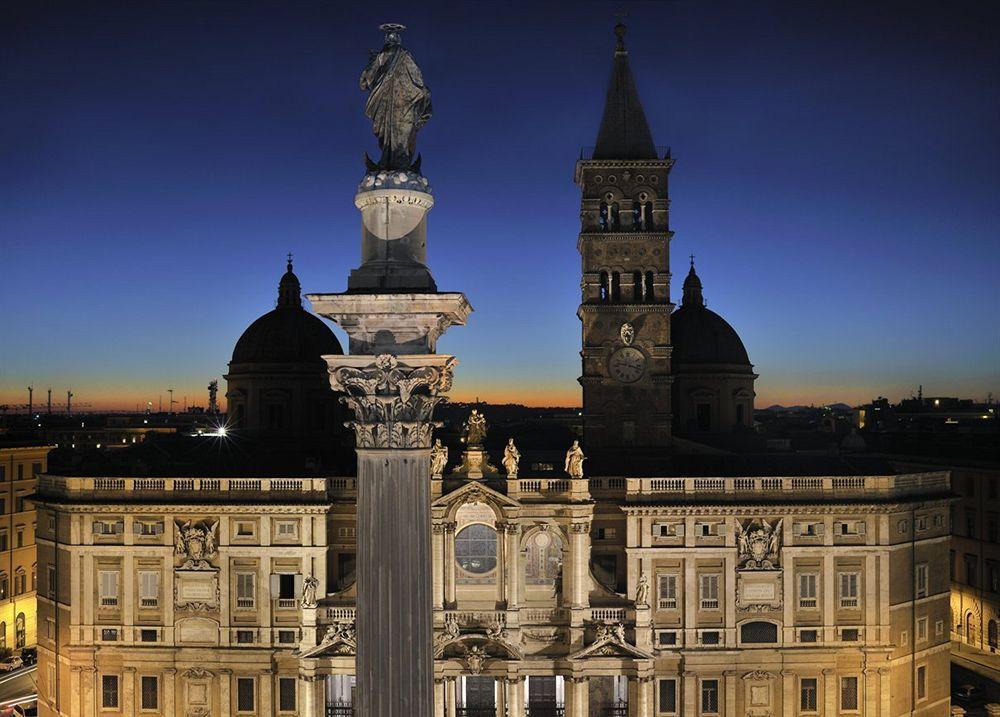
[578,303,675,316]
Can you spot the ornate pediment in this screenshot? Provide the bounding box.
[300,622,357,658]
[736,518,782,570]
[432,479,520,510]
[569,624,653,661]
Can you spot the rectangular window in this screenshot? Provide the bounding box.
[800,678,818,712]
[800,629,818,643]
[799,573,818,608]
[236,630,255,644]
[965,554,979,587]
[658,574,678,609]
[916,665,926,700]
[279,677,297,711]
[274,520,299,539]
[139,570,160,608]
[656,630,677,647]
[841,628,859,642]
[236,573,255,609]
[700,574,720,610]
[700,679,719,714]
[839,572,859,608]
[596,527,617,540]
[917,617,928,642]
[98,569,120,607]
[134,520,164,536]
[658,678,677,713]
[102,675,120,709]
[235,521,256,537]
[100,628,118,641]
[236,678,255,712]
[140,629,158,643]
[915,563,928,598]
[278,630,297,644]
[700,631,720,645]
[0,531,8,552]
[140,675,158,710]
[840,676,859,711]
[15,528,23,548]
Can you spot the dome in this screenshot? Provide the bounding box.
[230,259,343,365]
[671,262,752,367]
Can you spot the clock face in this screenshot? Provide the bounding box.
[609,347,646,383]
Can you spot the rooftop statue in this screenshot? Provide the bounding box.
[360,23,433,172]
[463,409,488,447]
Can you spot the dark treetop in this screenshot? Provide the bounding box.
[359,23,433,172]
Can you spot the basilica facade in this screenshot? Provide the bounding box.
[33,24,951,717]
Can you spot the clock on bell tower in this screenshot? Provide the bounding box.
[575,23,674,450]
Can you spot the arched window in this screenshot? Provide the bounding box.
[0,574,7,600]
[454,524,497,575]
[14,568,24,595]
[599,202,609,231]
[967,612,977,644]
[644,271,655,302]
[599,271,610,302]
[611,272,621,303]
[741,621,778,643]
[14,613,25,649]
[525,530,564,586]
[643,202,653,230]
[609,202,620,230]
[632,272,643,303]
[632,201,642,229]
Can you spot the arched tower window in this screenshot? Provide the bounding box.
[643,202,653,230]
[632,272,643,303]
[609,202,620,230]
[645,271,655,302]
[599,202,609,231]
[632,201,642,230]
[599,271,610,302]
[611,272,621,303]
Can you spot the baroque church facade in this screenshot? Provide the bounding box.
[34,25,950,717]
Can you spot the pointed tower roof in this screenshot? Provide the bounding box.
[592,23,658,160]
[681,256,704,307]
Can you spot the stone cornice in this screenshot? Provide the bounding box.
[578,304,675,315]
[32,502,332,515]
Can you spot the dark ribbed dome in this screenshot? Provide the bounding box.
[671,262,751,367]
[231,259,342,365]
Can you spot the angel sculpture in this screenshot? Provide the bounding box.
[502,438,521,476]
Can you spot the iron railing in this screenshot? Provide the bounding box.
[326,703,353,717]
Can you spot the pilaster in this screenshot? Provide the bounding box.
[505,677,525,717]
[566,676,589,717]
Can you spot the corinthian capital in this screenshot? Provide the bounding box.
[331,353,457,449]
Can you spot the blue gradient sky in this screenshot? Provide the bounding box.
[2,0,998,410]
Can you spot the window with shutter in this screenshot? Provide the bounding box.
[658,574,677,609]
[915,564,928,598]
[839,572,859,608]
[236,573,255,609]
[98,570,119,607]
[139,571,159,607]
[799,573,818,608]
[700,574,720,610]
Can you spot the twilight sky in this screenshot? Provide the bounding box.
[2,0,998,411]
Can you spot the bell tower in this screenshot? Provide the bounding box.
[575,23,674,450]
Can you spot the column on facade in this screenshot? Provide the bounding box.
[683,672,697,717]
[82,667,96,717]
[504,524,520,608]
[496,522,508,607]
[301,676,316,716]
[164,668,176,717]
[569,522,591,608]
[864,668,878,716]
[494,678,507,717]
[122,667,136,715]
[444,522,457,608]
[781,671,795,717]
[434,679,445,717]
[724,671,736,717]
[219,669,232,715]
[865,555,878,635]
[822,669,837,716]
[260,670,273,716]
[724,555,736,645]
[822,554,835,642]
[68,666,81,717]
[565,676,589,717]
[433,525,445,610]
[684,558,697,645]
[445,676,458,717]
[314,676,327,715]
[635,676,653,717]
[505,677,525,717]
[878,668,891,717]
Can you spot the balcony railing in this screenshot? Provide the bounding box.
[526,706,565,717]
[37,474,334,499]
[589,472,949,502]
[325,704,353,717]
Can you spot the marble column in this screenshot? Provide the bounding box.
[497,522,508,607]
[434,679,446,717]
[635,676,654,717]
[565,676,589,717]
[505,677,525,717]
[300,676,316,717]
[444,522,458,608]
[445,676,458,717]
[570,522,591,608]
[432,525,445,610]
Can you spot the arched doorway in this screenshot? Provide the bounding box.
[966,611,977,645]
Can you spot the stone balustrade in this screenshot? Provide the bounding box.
[591,471,949,501]
[37,474,341,499]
